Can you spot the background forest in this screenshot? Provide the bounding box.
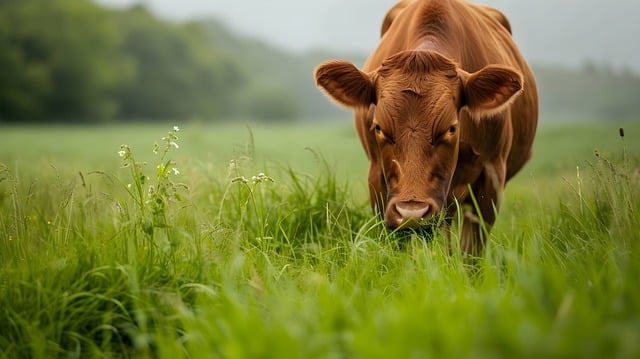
[1,0,639,123]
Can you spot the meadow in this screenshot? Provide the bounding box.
[1,120,639,358]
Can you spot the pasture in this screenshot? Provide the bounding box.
[1,121,639,358]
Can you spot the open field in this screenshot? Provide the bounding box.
[1,121,639,358]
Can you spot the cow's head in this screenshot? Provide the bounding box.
[315,50,523,229]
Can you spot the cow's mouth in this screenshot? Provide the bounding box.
[393,221,439,245]
[384,198,441,229]
[391,212,441,229]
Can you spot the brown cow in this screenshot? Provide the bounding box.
[314,0,538,255]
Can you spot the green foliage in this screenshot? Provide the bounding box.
[197,19,363,120]
[0,123,639,357]
[117,125,186,241]
[113,7,245,120]
[0,0,129,121]
[0,1,273,122]
[235,83,301,121]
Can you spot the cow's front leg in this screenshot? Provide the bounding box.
[460,161,505,256]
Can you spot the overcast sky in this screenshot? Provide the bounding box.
[94,0,640,72]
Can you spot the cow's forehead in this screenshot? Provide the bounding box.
[376,53,459,99]
[376,77,457,120]
[378,73,456,99]
[378,50,458,78]
[375,85,458,140]
[372,52,460,128]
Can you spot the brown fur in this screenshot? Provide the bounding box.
[381,0,512,37]
[315,0,538,256]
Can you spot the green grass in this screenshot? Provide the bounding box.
[1,121,639,358]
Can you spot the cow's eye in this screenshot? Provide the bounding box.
[372,123,394,144]
[435,124,458,143]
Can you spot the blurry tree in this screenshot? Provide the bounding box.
[0,1,247,122]
[2,0,637,123]
[0,28,51,120]
[114,6,246,120]
[0,0,130,121]
[237,83,300,121]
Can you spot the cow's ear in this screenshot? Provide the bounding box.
[315,61,376,108]
[460,65,523,116]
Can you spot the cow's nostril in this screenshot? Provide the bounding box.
[395,201,430,221]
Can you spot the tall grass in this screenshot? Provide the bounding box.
[0,124,638,358]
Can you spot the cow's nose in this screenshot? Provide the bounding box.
[395,201,430,221]
[385,199,440,229]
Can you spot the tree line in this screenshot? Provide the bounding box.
[0,0,301,123]
[2,0,639,123]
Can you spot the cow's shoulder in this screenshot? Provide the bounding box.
[381,1,512,38]
[475,4,512,35]
[380,0,415,37]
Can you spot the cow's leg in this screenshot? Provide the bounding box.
[460,161,505,256]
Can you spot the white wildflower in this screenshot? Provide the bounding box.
[252,172,274,184]
[232,176,249,184]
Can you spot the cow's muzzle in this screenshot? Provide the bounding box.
[385,199,439,229]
